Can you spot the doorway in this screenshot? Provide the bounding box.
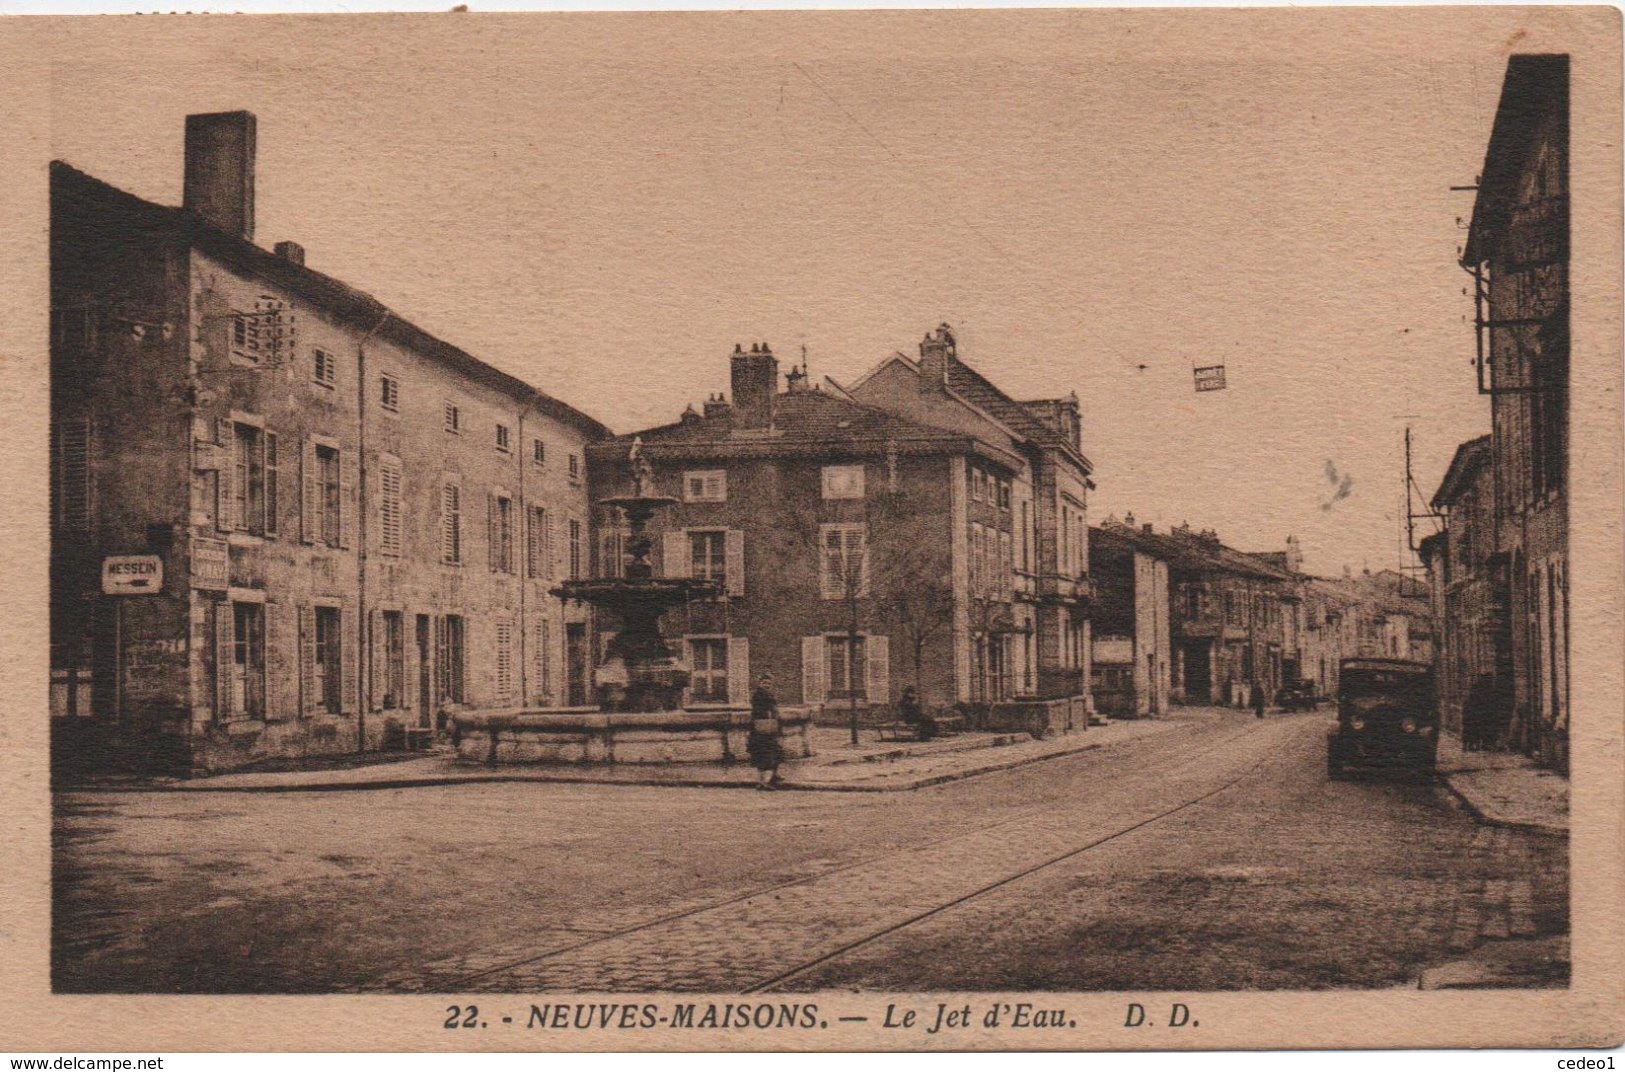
[415,614,431,729]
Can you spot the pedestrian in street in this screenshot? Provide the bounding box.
[1253,679,1268,719]
[898,685,937,741]
[747,673,784,790]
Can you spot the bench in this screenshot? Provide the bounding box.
[876,714,967,742]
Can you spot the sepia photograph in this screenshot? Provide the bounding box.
[2,3,1621,1054]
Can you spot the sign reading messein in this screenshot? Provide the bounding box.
[100,555,163,595]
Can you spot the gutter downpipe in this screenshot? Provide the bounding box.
[357,307,391,752]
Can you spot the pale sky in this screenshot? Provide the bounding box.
[43,10,1533,575]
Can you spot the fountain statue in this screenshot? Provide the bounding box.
[552,437,721,712]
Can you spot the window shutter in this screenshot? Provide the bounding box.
[299,604,316,716]
[404,613,420,722]
[214,600,234,719]
[487,492,498,572]
[801,635,826,706]
[725,529,745,597]
[340,605,358,714]
[727,636,750,706]
[440,484,457,564]
[369,609,384,711]
[548,511,560,579]
[263,432,279,537]
[301,439,318,544]
[850,527,870,597]
[216,418,238,533]
[528,509,541,578]
[680,638,694,707]
[663,531,689,578]
[866,634,891,704]
[266,601,294,720]
[338,449,357,549]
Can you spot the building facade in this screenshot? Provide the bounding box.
[1088,521,1172,718]
[50,113,606,773]
[846,325,1095,708]
[1461,54,1570,770]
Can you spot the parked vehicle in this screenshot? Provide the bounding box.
[1327,658,1437,780]
[1277,679,1320,712]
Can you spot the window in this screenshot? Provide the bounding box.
[533,438,546,465]
[826,635,867,700]
[52,416,94,532]
[820,523,868,599]
[381,610,404,710]
[569,517,583,579]
[314,606,342,714]
[527,506,550,579]
[444,402,461,434]
[495,618,515,702]
[999,480,1012,510]
[317,444,341,547]
[379,374,400,413]
[490,494,515,573]
[688,637,729,703]
[312,348,336,388]
[568,453,581,482]
[822,464,865,500]
[684,470,727,503]
[218,421,277,537]
[689,530,726,583]
[442,483,462,565]
[379,457,403,557]
[495,423,511,453]
[221,602,265,720]
[435,614,466,704]
[231,312,260,363]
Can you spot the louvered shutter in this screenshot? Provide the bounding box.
[820,529,841,600]
[527,508,541,578]
[301,439,318,544]
[487,493,498,572]
[266,601,294,720]
[727,636,750,705]
[299,604,316,716]
[216,418,238,533]
[850,527,870,597]
[547,511,560,580]
[662,530,689,578]
[802,636,826,705]
[404,612,421,722]
[725,529,745,597]
[263,432,279,537]
[338,449,357,549]
[368,610,383,711]
[214,600,235,719]
[340,605,358,713]
[866,634,890,704]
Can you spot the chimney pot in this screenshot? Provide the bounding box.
[274,240,305,266]
[184,111,257,241]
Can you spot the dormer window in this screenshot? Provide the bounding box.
[684,470,727,503]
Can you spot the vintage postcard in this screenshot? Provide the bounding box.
[0,4,1621,1055]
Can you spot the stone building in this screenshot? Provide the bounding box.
[50,112,607,773]
[846,325,1095,709]
[1088,520,1171,718]
[588,334,1090,733]
[1425,435,1513,744]
[1461,53,1570,770]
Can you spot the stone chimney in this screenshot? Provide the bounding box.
[918,323,956,388]
[786,362,810,394]
[702,392,731,420]
[730,342,778,428]
[273,240,305,266]
[1143,523,1154,534]
[184,111,257,242]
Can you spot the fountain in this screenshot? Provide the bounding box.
[451,439,814,765]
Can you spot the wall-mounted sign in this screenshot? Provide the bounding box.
[101,555,163,596]
[191,537,229,591]
[1193,365,1228,392]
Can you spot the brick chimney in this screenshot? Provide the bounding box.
[273,240,305,266]
[918,322,955,389]
[730,343,778,428]
[184,111,257,242]
[702,393,731,420]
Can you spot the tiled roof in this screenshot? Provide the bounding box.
[1431,434,1494,508]
[943,360,1091,471]
[51,161,610,439]
[1090,524,1292,581]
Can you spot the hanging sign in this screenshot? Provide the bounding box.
[191,537,229,591]
[1194,365,1228,392]
[101,555,163,596]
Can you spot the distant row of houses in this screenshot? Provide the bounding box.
[1417,54,1569,773]
[49,109,1428,775]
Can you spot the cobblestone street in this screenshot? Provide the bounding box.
[53,708,1568,993]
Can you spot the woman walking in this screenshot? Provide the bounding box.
[747,673,784,790]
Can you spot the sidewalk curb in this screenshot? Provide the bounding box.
[58,724,1178,796]
[1438,772,1568,838]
